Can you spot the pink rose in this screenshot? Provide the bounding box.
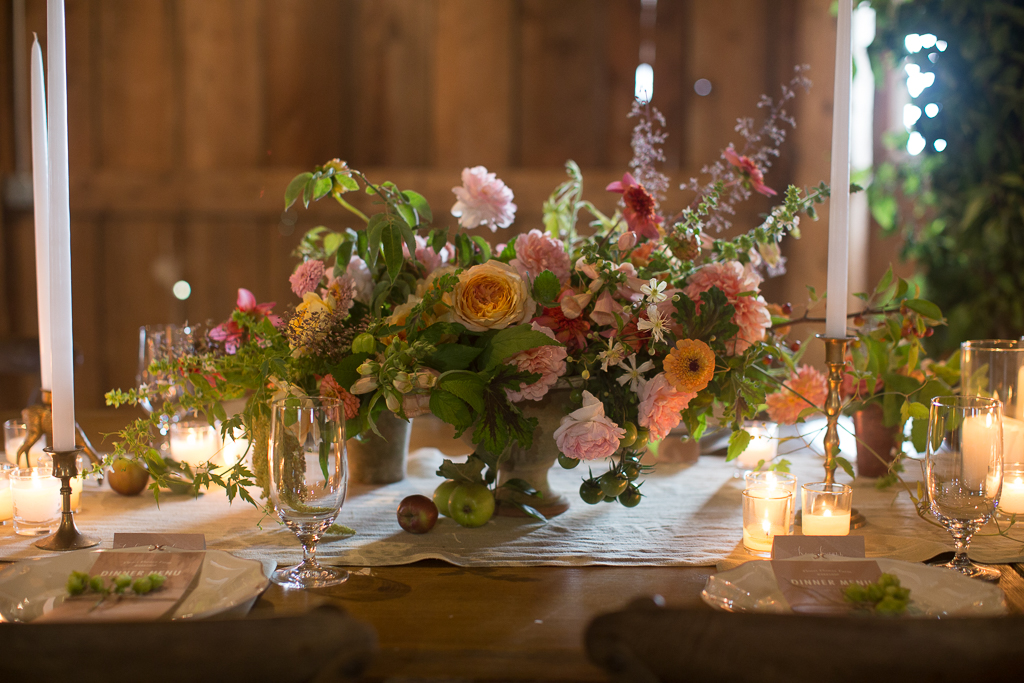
[505,323,568,402]
[451,166,517,231]
[510,229,571,285]
[683,261,771,355]
[638,373,697,442]
[553,391,626,461]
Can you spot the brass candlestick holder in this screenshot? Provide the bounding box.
[34,446,99,551]
[15,390,103,470]
[817,334,866,530]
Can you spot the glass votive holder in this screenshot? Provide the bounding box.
[733,422,779,475]
[745,470,797,532]
[998,463,1024,517]
[0,468,13,525]
[36,451,88,513]
[11,467,61,536]
[3,419,48,467]
[801,482,853,536]
[169,416,219,467]
[742,487,793,557]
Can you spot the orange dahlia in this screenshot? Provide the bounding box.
[663,339,716,393]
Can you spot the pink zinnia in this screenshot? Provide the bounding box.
[451,166,517,231]
[766,365,828,425]
[638,373,697,442]
[553,391,626,461]
[511,229,571,284]
[505,323,568,402]
[606,172,662,240]
[683,261,771,355]
[723,145,777,197]
[289,259,326,298]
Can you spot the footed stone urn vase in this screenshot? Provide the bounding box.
[495,388,571,518]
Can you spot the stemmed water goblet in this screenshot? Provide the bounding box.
[925,395,1004,581]
[268,396,349,589]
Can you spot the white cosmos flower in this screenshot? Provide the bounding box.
[616,354,655,393]
[640,278,667,304]
[636,304,668,343]
[597,340,628,372]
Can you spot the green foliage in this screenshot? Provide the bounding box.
[867,0,1024,352]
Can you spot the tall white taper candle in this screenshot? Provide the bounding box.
[825,0,853,338]
[46,0,75,451]
[30,36,52,392]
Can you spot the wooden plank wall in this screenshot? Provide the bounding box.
[0,0,838,410]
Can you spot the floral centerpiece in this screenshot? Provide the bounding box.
[107,69,837,517]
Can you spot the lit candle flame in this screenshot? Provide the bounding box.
[823,508,832,518]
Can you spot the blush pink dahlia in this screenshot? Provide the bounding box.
[505,323,568,402]
[606,172,662,240]
[289,259,326,298]
[451,166,517,231]
[510,229,571,284]
[553,391,626,461]
[683,261,771,355]
[638,373,697,442]
[766,365,828,425]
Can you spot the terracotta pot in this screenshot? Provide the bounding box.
[853,402,900,478]
[495,389,571,518]
[346,411,410,484]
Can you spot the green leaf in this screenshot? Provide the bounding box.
[437,456,486,485]
[284,172,313,210]
[480,326,563,371]
[510,501,547,522]
[903,299,943,321]
[397,203,418,229]
[907,402,929,420]
[500,478,541,497]
[470,236,492,262]
[335,174,359,193]
[380,216,405,280]
[330,353,371,391]
[429,391,474,431]
[313,176,332,202]
[430,344,484,373]
[834,456,855,479]
[430,227,447,253]
[726,429,752,463]
[366,213,386,270]
[438,371,486,412]
[402,190,433,224]
[323,232,344,257]
[532,270,561,304]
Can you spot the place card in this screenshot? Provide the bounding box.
[36,551,204,623]
[112,533,206,550]
[771,559,881,615]
[771,535,865,560]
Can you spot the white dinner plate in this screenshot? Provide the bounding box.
[0,548,273,622]
[702,556,1007,618]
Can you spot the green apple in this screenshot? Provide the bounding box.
[433,480,460,517]
[447,483,495,528]
[108,458,149,496]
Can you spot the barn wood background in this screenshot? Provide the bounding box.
[0,0,894,414]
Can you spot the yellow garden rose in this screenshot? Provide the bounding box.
[444,260,535,332]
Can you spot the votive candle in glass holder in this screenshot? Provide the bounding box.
[745,470,797,532]
[734,422,779,474]
[169,416,219,467]
[11,467,61,536]
[3,419,48,467]
[37,451,86,513]
[999,464,1024,517]
[742,487,792,556]
[801,482,853,536]
[0,468,13,524]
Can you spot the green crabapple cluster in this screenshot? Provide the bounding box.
[66,570,167,597]
[351,338,438,414]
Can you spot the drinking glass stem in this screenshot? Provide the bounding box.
[299,533,319,567]
[950,527,975,570]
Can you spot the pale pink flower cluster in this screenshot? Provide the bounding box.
[638,373,697,442]
[683,261,771,355]
[403,235,453,275]
[511,230,571,284]
[289,259,325,298]
[766,365,828,425]
[346,256,374,304]
[451,166,517,231]
[505,323,568,402]
[553,391,626,461]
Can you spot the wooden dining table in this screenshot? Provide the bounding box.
[5,408,1024,682]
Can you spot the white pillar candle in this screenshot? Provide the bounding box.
[1002,416,1024,467]
[802,507,852,536]
[1000,475,1024,515]
[825,0,853,338]
[46,0,76,451]
[170,425,219,467]
[962,413,1000,490]
[11,468,61,522]
[0,472,12,522]
[30,36,52,391]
